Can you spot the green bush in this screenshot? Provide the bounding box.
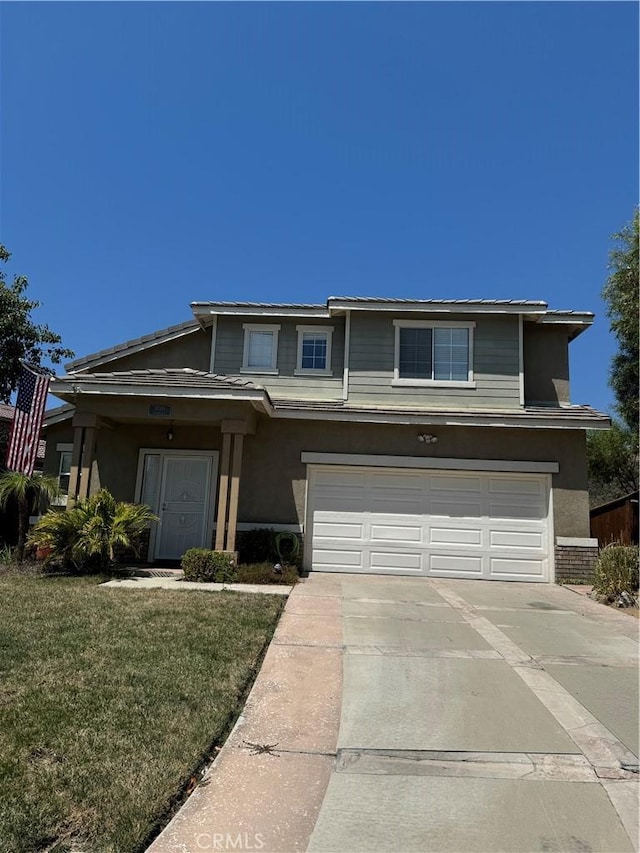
[181,549,237,583]
[28,490,157,572]
[592,544,639,602]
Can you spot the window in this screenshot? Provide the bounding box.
[295,326,334,374]
[393,321,475,386]
[241,324,280,373]
[52,442,73,505]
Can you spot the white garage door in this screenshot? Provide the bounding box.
[306,466,552,582]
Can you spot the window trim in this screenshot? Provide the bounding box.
[392,320,476,387]
[241,324,280,374]
[294,325,334,376]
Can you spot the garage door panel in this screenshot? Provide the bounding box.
[308,466,551,582]
[370,551,422,571]
[313,548,364,568]
[490,557,546,579]
[490,530,544,549]
[370,523,422,542]
[489,502,546,520]
[314,520,364,539]
[430,553,484,576]
[488,477,543,495]
[429,527,483,546]
[430,475,483,493]
[430,500,485,518]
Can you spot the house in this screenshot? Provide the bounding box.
[42,297,609,582]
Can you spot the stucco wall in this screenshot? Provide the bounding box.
[239,418,590,537]
[44,414,590,539]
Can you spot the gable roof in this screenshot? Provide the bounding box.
[65,318,201,373]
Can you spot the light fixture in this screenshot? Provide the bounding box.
[167,423,175,442]
[417,433,438,444]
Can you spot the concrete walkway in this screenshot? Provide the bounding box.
[101,576,293,595]
[148,574,639,853]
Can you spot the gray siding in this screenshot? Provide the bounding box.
[214,316,344,401]
[523,323,570,404]
[347,312,521,409]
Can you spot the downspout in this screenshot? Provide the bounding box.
[342,310,351,401]
[209,315,218,374]
[518,314,525,407]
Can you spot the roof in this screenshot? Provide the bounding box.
[65,295,595,375]
[57,368,260,390]
[272,399,609,420]
[68,367,259,388]
[0,403,14,421]
[66,318,200,372]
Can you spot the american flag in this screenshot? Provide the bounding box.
[5,365,51,476]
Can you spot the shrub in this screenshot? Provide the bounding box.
[181,549,237,583]
[28,489,157,572]
[592,544,639,603]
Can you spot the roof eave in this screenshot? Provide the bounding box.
[327,298,549,316]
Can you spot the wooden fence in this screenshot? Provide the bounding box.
[590,491,639,546]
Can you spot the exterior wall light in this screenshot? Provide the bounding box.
[167,424,175,441]
[417,434,438,444]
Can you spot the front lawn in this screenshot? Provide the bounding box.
[0,570,284,852]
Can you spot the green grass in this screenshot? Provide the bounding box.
[0,570,284,852]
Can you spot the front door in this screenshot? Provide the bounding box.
[155,455,213,560]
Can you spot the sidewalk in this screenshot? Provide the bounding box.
[147,575,343,853]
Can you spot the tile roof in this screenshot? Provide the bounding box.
[271,399,609,422]
[328,297,549,306]
[66,318,200,372]
[61,368,260,390]
[0,403,14,421]
[191,301,325,309]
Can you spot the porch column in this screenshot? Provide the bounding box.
[215,432,232,551]
[66,426,84,507]
[225,433,244,553]
[77,426,96,501]
[215,420,249,553]
[67,413,99,507]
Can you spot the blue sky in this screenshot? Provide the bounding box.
[1,2,637,414]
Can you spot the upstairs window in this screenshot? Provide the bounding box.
[296,326,334,375]
[393,321,475,386]
[242,324,280,373]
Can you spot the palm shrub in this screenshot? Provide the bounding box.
[29,488,157,572]
[0,471,60,561]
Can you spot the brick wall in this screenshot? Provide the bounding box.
[554,544,599,583]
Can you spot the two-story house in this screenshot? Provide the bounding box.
[43,297,609,582]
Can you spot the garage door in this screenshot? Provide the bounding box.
[306,466,552,582]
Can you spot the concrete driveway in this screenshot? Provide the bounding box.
[150,573,639,853]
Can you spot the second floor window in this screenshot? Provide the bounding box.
[242,324,280,373]
[393,321,475,386]
[296,326,334,374]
